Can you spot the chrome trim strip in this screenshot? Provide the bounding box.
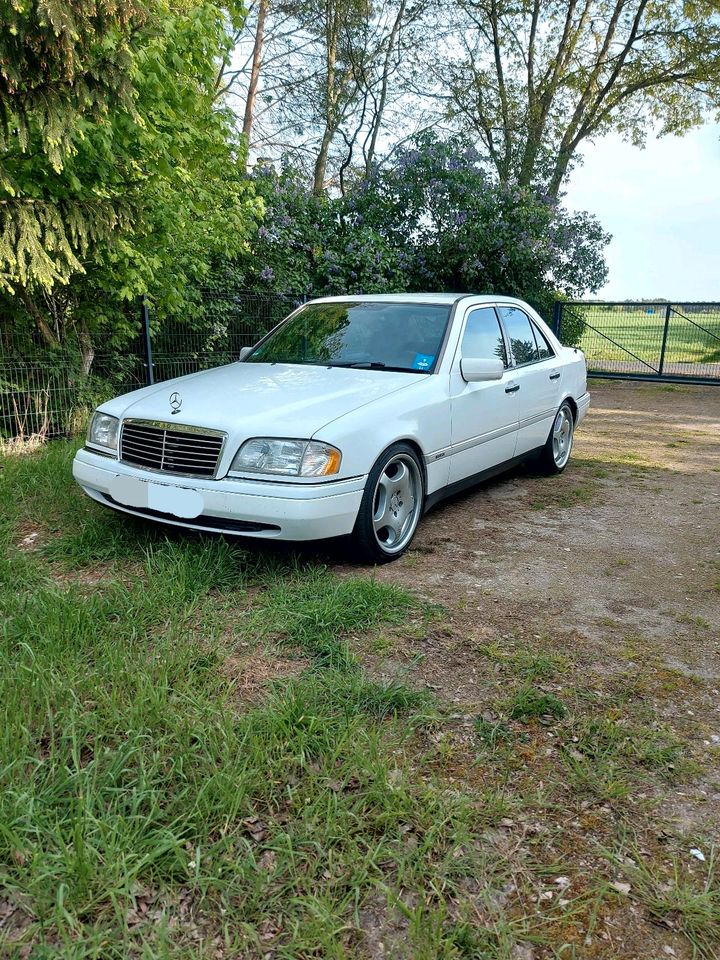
[84,444,117,459]
[123,419,226,437]
[425,407,556,463]
[425,423,514,463]
[448,422,518,457]
[519,408,556,429]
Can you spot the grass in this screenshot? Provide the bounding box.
[507,686,566,721]
[1,439,718,959]
[605,847,720,959]
[0,442,517,958]
[561,715,686,804]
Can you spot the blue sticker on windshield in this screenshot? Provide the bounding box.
[412,353,435,371]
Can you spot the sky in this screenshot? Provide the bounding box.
[564,123,720,301]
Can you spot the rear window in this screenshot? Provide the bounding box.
[498,307,539,365]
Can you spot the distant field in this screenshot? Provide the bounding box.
[562,304,720,373]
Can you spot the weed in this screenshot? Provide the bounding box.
[510,648,569,681]
[507,686,566,721]
[475,717,514,748]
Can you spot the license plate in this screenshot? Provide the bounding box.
[109,476,204,519]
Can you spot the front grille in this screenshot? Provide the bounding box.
[120,420,225,478]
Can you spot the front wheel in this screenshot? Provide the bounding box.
[538,401,575,474]
[350,443,425,564]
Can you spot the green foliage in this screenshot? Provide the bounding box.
[1,0,260,353]
[348,135,609,317]
[230,135,609,324]
[237,164,406,296]
[507,686,566,721]
[0,0,144,173]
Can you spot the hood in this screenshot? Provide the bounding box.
[103,362,419,440]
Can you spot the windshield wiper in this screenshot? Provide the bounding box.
[327,361,425,373]
[329,360,386,369]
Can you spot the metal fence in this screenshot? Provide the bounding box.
[554,301,720,384]
[3,293,719,442]
[0,292,305,441]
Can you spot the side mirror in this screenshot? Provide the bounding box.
[460,357,504,382]
[238,346,253,361]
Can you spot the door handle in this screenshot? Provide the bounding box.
[505,384,520,394]
[549,372,561,381]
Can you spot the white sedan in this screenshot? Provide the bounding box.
[73,294,590,562]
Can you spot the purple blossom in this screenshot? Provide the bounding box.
[260,266,274,282]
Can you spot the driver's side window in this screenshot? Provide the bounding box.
[461,307,508,367]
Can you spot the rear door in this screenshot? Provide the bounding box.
[449,306,520,483]
[497,305,561,455]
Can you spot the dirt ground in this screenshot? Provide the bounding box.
[374,379,719,693]
[339,379,720,959]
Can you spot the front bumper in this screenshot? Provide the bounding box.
[72,448,366,540]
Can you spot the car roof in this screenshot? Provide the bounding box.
[306,293,530,307]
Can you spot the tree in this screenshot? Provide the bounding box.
[230,136,609,315]
[0,0,145,294]
[229,0,431,192]
[346,134,610,316]
[1,0,260,369]
[235,163,406,293]
[241,0,271,143]
[445,0,720,196]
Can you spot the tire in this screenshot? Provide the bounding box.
[350,442,425,564]
[538,400,575,475]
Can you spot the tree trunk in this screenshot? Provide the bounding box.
[19,289,58,347]
[242,0,270,145]
[313,0,339,196]
[313,126,335,195]
[365,0,407,178]
[77,315,95,378]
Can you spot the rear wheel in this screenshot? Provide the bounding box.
[538,401,575,474]
[350,443,424,564]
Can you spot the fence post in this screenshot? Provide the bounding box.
[552,301,562,340]
[658,303,672,377]
[138,295,154,386]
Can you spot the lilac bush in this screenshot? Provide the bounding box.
[229,137,609,326]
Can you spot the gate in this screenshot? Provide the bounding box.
[553,301,720,384]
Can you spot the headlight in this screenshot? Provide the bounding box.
[230,438,341,477]
[87,411,119,451]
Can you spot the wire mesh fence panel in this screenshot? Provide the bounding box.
[557,302,720,383]
[663,306,720,379]
[8,293,715,442]
[1,292,306,441]
[0,353,147,441]
[150,292,305,383]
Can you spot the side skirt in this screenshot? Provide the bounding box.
[423,449,543,513]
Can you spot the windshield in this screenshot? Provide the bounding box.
[246,301,452,373]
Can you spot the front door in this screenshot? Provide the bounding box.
[449,306,520,483]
